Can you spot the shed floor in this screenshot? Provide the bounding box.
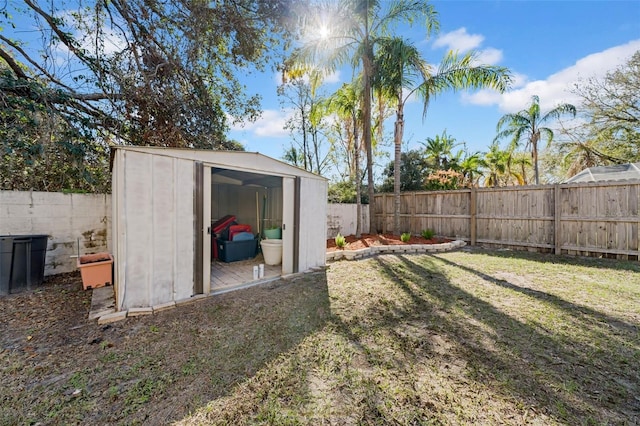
[87,255,282,320]
[211,253,281,294]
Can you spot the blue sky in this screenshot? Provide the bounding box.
[229,0,640,178]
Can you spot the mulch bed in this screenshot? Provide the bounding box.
[326,233,452,252]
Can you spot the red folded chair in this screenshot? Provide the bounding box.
[229,224,252,241]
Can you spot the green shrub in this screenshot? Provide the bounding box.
[421,229,435,239]
[335,233,346,248]
[401,232,411,243]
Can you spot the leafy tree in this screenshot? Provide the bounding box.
[546,136,620,181]
[510,151,533,185]
[291,0,438,234]
[422,130,459,170]
[565,51,640,168]
[495,95,576,185]
[458,152,484,187]
[0,1,295,189]
[328,180,369,204]
[282,146,303,168]
[278,70,331,174]
[0,68,110,191]
[380,149,430,192]
[424,169,463,190]
[374,37,429,232]
[3,0,295,146]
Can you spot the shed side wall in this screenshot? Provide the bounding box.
[298,177,328,271]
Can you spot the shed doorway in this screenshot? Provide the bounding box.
[204,166,296,294]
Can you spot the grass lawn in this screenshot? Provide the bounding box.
[2,249,639,424]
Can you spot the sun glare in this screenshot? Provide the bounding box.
[318,25,330,39]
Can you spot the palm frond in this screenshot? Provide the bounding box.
[539,127,554,146]
[416,50,511,119]
[373,1,439,36]
[540,103,577,124]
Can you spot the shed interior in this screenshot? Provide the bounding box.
[210,167,284,292]
[211,167,283,232]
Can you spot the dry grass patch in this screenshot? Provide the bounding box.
[181,249,639,425]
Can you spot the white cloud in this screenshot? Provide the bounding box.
[474,48,503,66]
[433,27,484,52]
[230,109,291,138]
[464,39,640,113]
[323,70,341,84]
[434,28,505,67]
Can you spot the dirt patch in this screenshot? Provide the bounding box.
[326,233,452,251]
[0,270,330,424]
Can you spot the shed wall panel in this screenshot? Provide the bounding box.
[174,160,195,301]
[150,155,175,306]
[298,177,328,271]
[122,151,153,308]
[115,151,195,309]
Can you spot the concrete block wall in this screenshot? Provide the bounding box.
[0,191,112,276]
[326,203,370,238]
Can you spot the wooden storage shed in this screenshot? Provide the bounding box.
[111,146,328,311]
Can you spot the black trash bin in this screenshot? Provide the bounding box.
[0,234,48,295]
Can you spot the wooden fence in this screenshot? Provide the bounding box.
[373,181,640,260]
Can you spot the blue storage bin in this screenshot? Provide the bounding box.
[217,237,258,262]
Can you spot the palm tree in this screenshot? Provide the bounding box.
[324,82,365,237]
[483,142,524,187]
[510,151,532,185]
[373,37,428,233]
[291,0,438,234]
[483,143,509,187]
[495,95,576,185]
[375,43,511,232]
[421,130,458,170]
[458,152,484,187]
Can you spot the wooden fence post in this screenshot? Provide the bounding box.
[554,184,561,254]
[470,188,477,246]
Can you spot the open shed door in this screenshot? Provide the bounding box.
[194,162,211,295]
[282,177,295,275]
[202,166,211,293]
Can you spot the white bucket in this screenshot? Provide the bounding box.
[260,239,282,265]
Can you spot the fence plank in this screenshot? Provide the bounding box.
[470,188,476,245]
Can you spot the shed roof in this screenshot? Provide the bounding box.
[111,146,326,181]
[564,162,640,183]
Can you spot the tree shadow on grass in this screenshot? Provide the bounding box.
[150,273,331,424]
[376,253,639,423]
[0,272,331,425]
